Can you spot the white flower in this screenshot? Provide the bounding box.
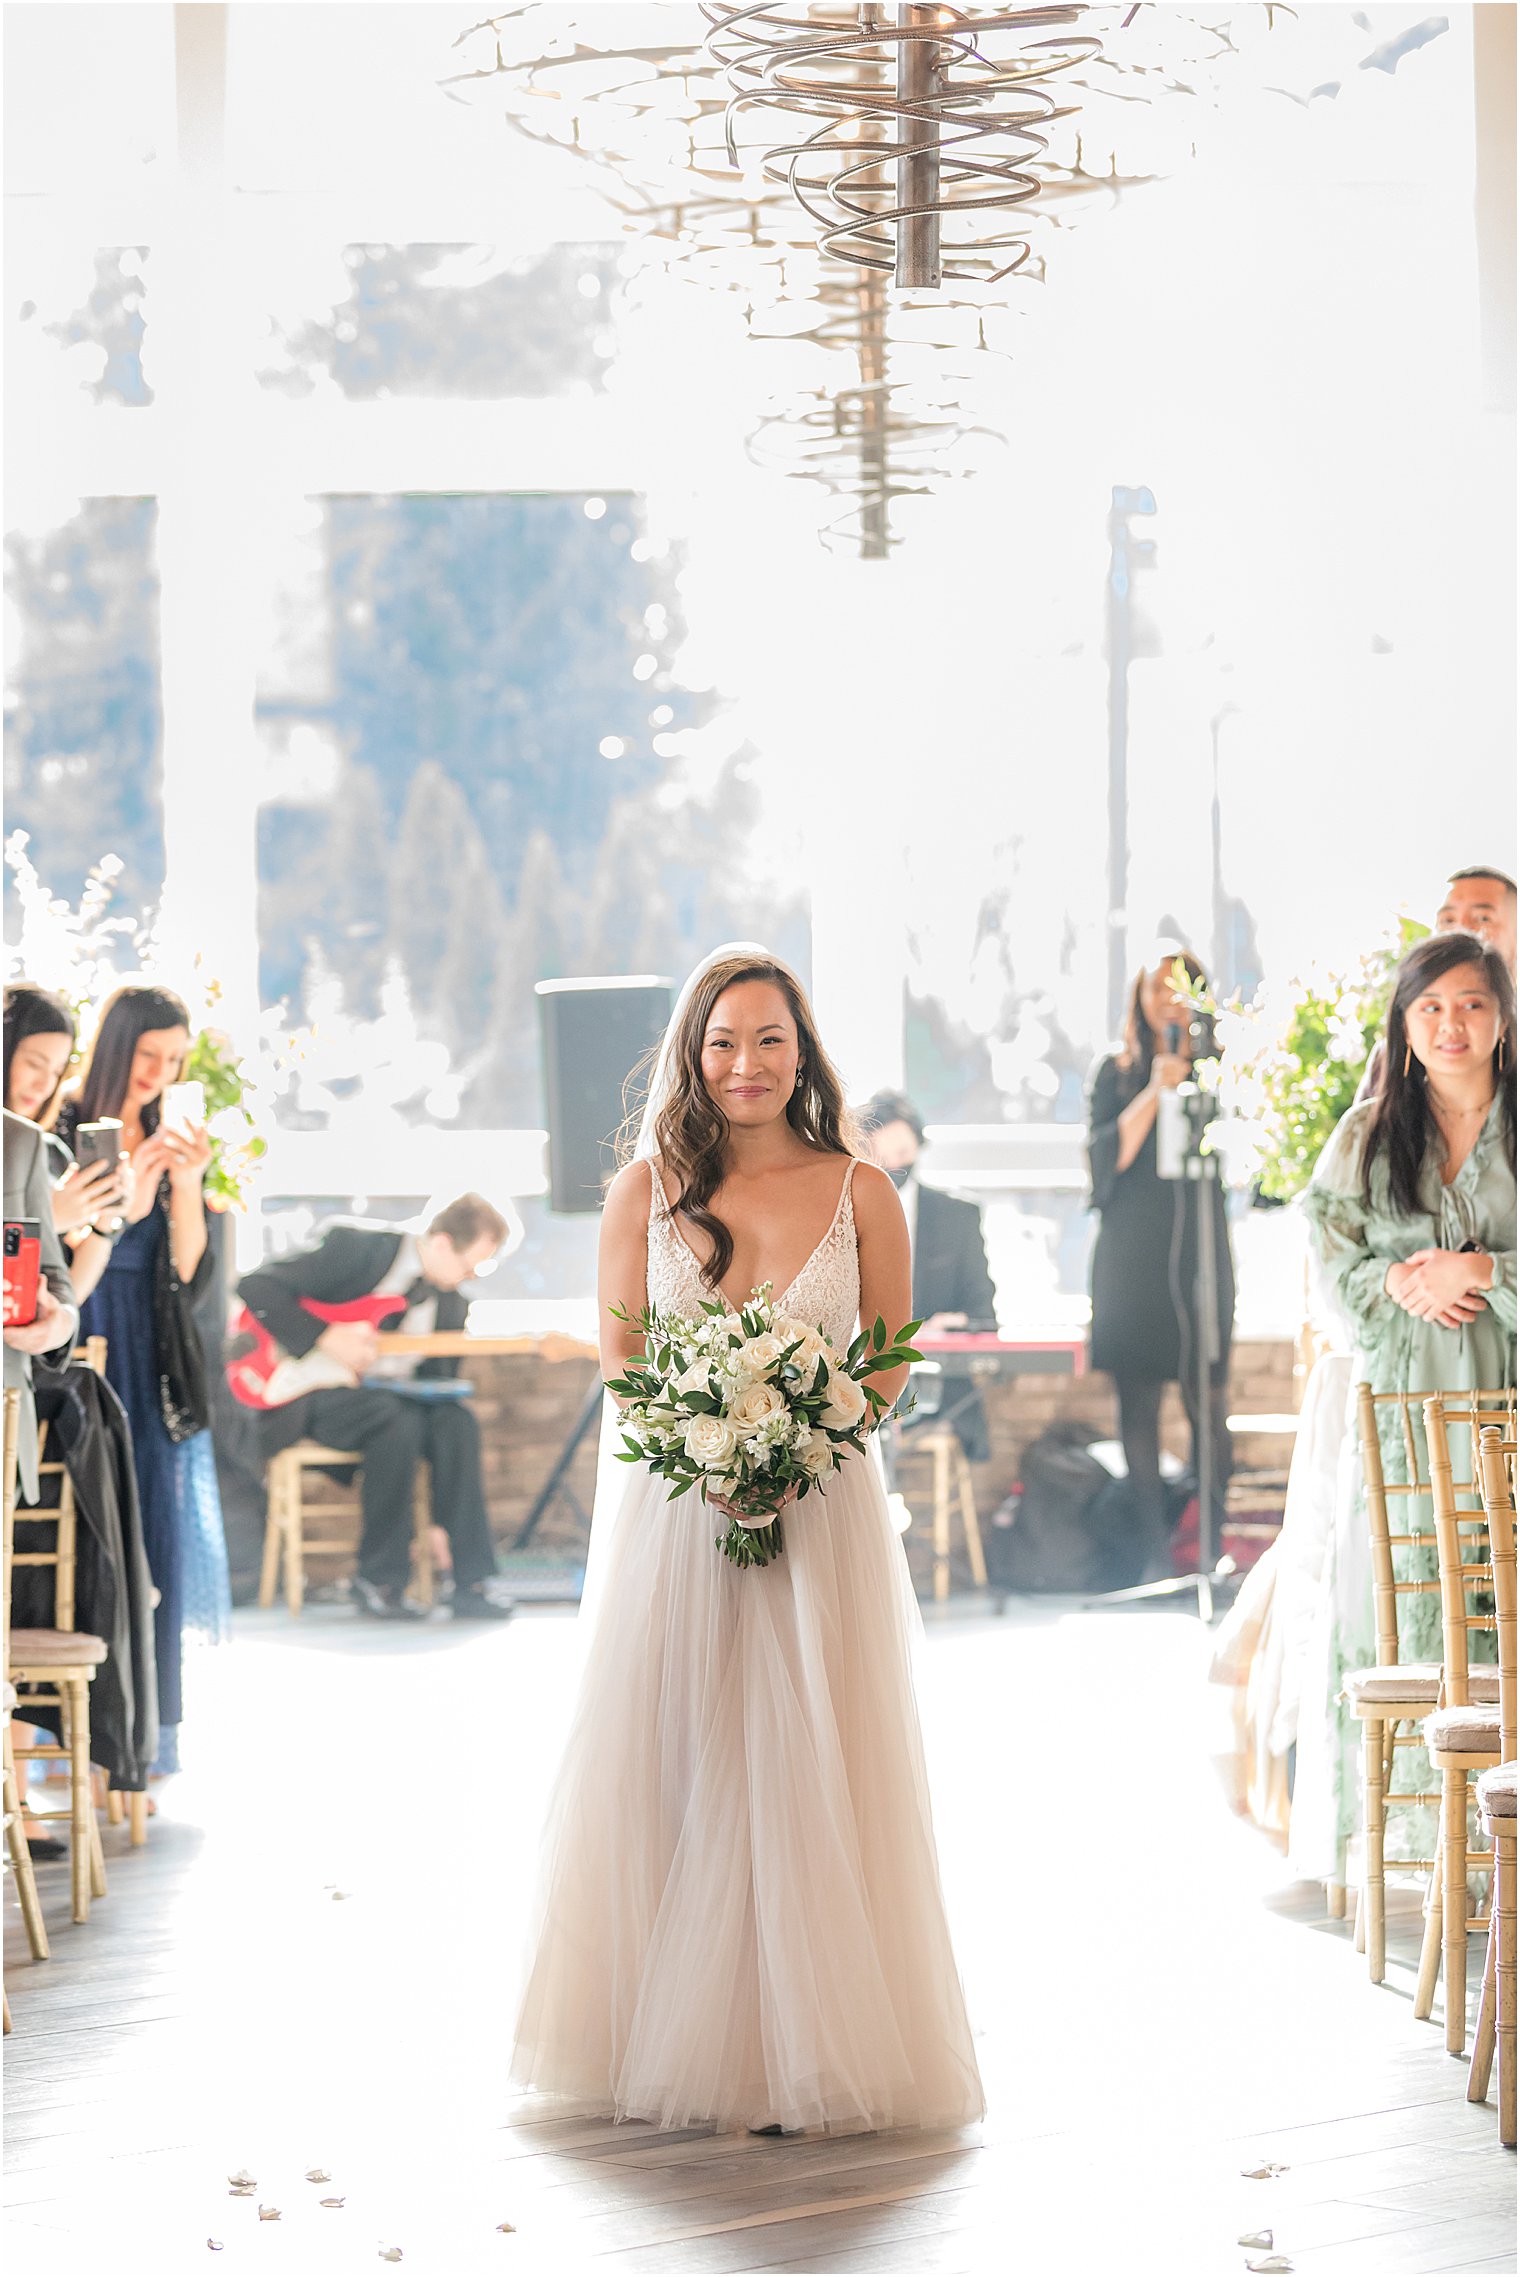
[818,1370,868,1430]
[799,1429,837,1479]
[675,1357,714,1396]
[776,1317,831,1370]
[684,1413,741,1469]
[730,1380,788,1436]
[737,1331,787,1376]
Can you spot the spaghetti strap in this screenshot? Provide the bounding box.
[647,1158,671,1220]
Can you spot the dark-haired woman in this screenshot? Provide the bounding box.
[56,983,230,1771]
[1300,931,1516,1878]
[1087,952,1236,1582]
[4,984,129,1298]
[510,945,982,2136]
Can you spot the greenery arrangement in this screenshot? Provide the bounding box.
[1182,921,1428,1203]
[183,1012,267,1215]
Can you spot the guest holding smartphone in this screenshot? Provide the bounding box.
[4,984,131,1301]
[56,985,230,1774]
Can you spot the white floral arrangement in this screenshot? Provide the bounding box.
[607,1286,922,1570]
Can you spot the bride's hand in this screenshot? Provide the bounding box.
[710,1482,799,1522]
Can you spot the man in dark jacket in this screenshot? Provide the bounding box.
[858,1091,998,1462]
[236,1193,516,1620]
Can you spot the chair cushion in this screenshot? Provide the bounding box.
[1477,1763,1518,1822]
[8,1629,108,1669]
[1344,1663,1501,1706]
[1345,1663,1441,1705]
[1425,1702,1502,1754]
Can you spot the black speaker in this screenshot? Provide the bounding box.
[537,977,673,1213]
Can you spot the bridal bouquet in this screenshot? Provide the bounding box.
[607,1286,922,1570]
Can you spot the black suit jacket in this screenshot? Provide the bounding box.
[237,1222,467,1375]
[911,1184,997,1329]
[908,1183,997,1463]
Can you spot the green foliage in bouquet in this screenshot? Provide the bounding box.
[607,1288,923,1572]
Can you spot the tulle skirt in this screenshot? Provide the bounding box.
[509,1437,984,2136]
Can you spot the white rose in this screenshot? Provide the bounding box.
[737,1331,787,1376]
[777,1317,831,1369]
[684,1413,742,1470]
[818,1370,868,1430]
[730,1380,788,1436]
[675,1357,714,1396]
[799,1429,838,1479]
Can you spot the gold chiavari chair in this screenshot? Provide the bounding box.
[6,1364,110,1924]
[3,1390,50,2027]
[1423,1394,1511,2058]
[259,1440,435,1615]
[1339,1386,1513,1989]
[1467,1428,1515,2143]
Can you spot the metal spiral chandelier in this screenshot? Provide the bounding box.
[445,5,1249,550]
[699,4,1105,290]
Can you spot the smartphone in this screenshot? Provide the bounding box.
[4,1218,42,1330]
[75,1118,127,1234]
[161,1081,206,1134]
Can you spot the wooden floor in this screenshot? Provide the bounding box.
[4,1594,1515,2276]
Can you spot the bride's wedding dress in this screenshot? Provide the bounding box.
[509,1155,984,2135]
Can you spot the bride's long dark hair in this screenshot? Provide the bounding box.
[1361,932,1515,1216]
[638,952,860,1292]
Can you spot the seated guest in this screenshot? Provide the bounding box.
[235,1194,519,1621]
[4,984,129,1302]
[857,1089,997,1461]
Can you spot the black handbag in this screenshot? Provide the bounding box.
[152,1192,210,1444]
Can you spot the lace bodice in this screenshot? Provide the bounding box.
[645,1158,861,1352]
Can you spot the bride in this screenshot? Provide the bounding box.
[509,945,984,2136]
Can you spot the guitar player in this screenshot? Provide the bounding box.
[234,1193,517,1620]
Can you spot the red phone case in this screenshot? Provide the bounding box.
[4,1220,42,1330]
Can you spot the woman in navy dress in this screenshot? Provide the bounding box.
[56,984,230,1773]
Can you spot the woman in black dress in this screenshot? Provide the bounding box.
[1086,953,1235,1580]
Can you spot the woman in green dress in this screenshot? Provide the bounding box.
[1296,931,1516,1879]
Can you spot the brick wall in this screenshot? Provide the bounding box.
[465,1338,1299,1583]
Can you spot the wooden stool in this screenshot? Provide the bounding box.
[3,1387,108,1926]
[899,1425,987,1604]
[260,1441,436,1614]
[1467,1428,1515,2142]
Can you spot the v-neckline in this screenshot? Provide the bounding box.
[656,1161,854,1318]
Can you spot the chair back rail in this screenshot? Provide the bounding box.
[1479,1428,1517,1761]
[1425,1394,1517,1705]
[1359,1384,1516,1665]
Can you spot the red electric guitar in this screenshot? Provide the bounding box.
[225,1293,409,1411]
